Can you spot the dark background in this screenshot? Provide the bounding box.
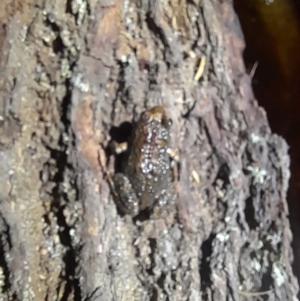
[234,0,300,295]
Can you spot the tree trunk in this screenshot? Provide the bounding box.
[0,0,298,300]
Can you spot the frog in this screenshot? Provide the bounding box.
[112,106,175,216]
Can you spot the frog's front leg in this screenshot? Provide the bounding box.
[113,173,140,216]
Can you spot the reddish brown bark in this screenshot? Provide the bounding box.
[0,0,298,300]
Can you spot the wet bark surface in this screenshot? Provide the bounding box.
[0,0,298,300]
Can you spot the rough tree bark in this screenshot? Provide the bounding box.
[0,0,298,300]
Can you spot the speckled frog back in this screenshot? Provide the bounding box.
[123,106,172,211]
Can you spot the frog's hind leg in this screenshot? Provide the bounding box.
[113,173,140,216]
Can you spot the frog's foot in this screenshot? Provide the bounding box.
[156,181,176,208]
[167,148,180,162]
[110,141,128,155]
[113,173,140,216]
[167,148,180,182]
[157,189,169,207]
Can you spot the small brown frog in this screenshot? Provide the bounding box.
[113,106,174,216]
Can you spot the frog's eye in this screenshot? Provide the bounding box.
[142,112,150,121]
[167,118,173,126]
